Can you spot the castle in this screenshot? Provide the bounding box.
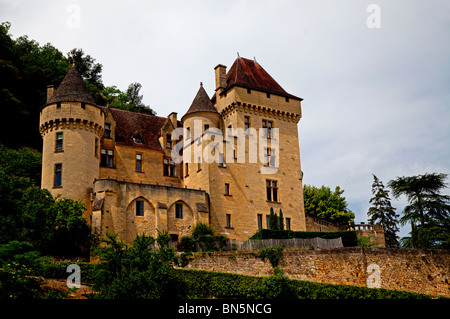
[39,56,306,243]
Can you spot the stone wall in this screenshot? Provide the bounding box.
[182,247,450,297]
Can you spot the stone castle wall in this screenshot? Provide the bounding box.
[181,247,450,297]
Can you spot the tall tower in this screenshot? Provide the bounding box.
[39,63,104,217]
[181,82,220,193]
[209,57,306,239]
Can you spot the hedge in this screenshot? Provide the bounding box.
[38,262,438,299]
[176,269,432,299]
[250,229,358,247]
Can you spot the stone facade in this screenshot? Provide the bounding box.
[182,248,450,297]
[40,57,308,244]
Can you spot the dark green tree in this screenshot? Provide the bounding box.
[303,185,355,225]
[367,174,400,248]
[278,209,284,230]
[92,231,187,299]
[268,207,278,230]
[388,173,450,249]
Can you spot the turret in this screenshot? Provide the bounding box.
[39,63,104,217]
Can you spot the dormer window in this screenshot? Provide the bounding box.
[104,123,111,138]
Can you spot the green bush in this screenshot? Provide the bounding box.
[255,246,283,268]
[176,269,432,299]
[250,229,358,247]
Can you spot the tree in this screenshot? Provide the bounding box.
[92,231,188,299]
[278,209,284,230]
[101,82,156,115]
[268,207,278,230]
[367,174,400,248]
[303,185,355,225]
[388,173,450,249]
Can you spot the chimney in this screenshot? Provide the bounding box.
[168,112,177,127]
[214,64,227,92]
[47,85,56,102]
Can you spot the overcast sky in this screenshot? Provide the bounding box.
[2,0,450,238]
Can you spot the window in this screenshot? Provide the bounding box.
[204,124,209,132]
[266,93,271,98]
[101,148,115,168]
[135,153,143,172]
[54,163,62,187]
[218,153,225,167]
[264,148,276,167]
[164,158,176,177]
[56,102,61,109]
[285,97,289,103]
[286,218,291,230]
[224,183,230,196]
[266,180,278,202]
[244,116,250,131]
[94,138,99,157]
[175,203,183,219]
[262,120,273,139]
[104,123,111,138]
[257,214,263,230]
[266,215,270,229]
[226,214,232,228]
[185,163,189,177]
[170,234,179,242]
[166,134,172,148]
[55,132,63,152]
[81,102,86,109]
[136,200,144,216]
[247,88,251,94]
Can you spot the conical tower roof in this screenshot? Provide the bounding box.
[46,62,97,106]
[182,83,218,121]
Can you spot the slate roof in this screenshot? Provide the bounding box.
[215,57,302,101]
[107,107,177,151]
[46,62,97,106]
[182,83,219,121]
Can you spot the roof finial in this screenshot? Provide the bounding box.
[254,56,257,63]
[237,52,240,58]
[200,81,203,87]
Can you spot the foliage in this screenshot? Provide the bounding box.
[0,144,93,257]
[0,22,70,149]
[180,222,229,252]
[255,246,283,268]
[91,232,187,299]
[0,241,49,299]
[250,229,358,247]
[367,174,400,247]
[303,185,355,225]
[388,173,450,249]
[0,22,156,150]
[268,208,284,230]
[176,269,432,299]
[356,236,378,247]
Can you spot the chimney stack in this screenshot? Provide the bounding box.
[214,64,227,92]
[47,85,56,102]
[168,112,177,127]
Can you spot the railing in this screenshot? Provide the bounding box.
[347,224,384,232]
[234,237,343,251]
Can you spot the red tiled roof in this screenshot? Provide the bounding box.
[107,107,169,151]
[221,57,302,101]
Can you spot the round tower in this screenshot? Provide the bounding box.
[39,63,104,215]
[181,82,220,191]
